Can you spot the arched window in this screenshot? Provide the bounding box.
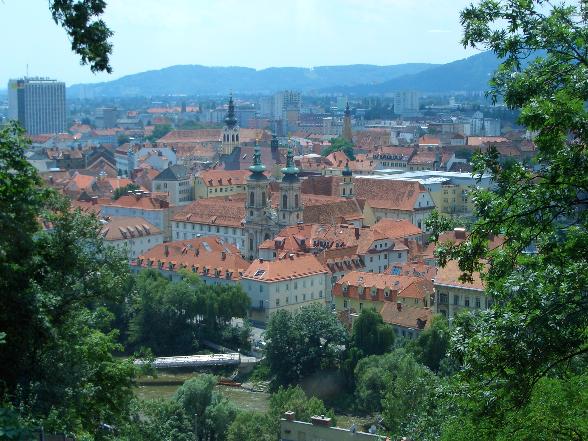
[282,194,288,209]
[294,194,299,208]
[232,134,235,142]
[342,188,346,195]
[261,191,266,207]
[250,191,255,206]
[236,134,239,142]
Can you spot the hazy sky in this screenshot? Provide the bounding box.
[1,0,480,86]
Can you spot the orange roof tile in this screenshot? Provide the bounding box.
[433,260,485,291]
[242,253,328,282]
[100,216,162,241]
[379,303,433,330]
[355,178,429,211]
[134,236,248,280]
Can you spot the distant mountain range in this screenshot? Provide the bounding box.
[67,51,502,98]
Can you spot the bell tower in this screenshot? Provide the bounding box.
[222,95,240,156]
[340,161,354,198]
[342,102,353,142]
[244,144,273,259]
[278,147,303,227]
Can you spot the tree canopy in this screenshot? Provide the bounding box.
[430,0,588,436]
[264,303,348,386]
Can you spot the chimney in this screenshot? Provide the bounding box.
[164,245,169,257]
[91,196,98,205]
[397,301,402,311]
[310,415,332,427]
[454,227,466,239]
[354,227,360,240]
[284,411,295,422]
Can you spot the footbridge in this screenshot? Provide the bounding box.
[134,353,258,369]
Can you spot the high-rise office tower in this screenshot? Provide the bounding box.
[394,90,420,117]
[8,77,66,135]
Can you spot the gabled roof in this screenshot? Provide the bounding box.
[100,216,162,241]
[197,169,252,187]
[242,254,328,282]
[379,303,433,330]
[154,164,189,181]
[354,178,430,211]
[333,271,433,303]
[433,259,485,291]
[133,236,248,280]
[372,219,423,239]
[172,196,245,228]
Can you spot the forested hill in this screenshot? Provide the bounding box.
[324,51,502,94]
[67,63,436,97]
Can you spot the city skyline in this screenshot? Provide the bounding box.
[1,0,480,87]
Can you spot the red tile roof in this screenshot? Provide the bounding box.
[379,303,433,330]
[172,196,245,228]
[133,236,248,280]
[354,178,429,211]
[100,216,162,241]
[243,253,328,282]
[433,259,485,291]
[333,271,433,303]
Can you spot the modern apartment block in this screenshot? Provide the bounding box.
[8,77,66,135]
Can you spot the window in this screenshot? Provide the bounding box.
[384,253,387,259]
[276,298,280,307]
[439,293,448,303]
[359,302,363,311]
[262,191,266,207]
[453,295,459,305]
[398,253,401,258]
[464,296,470,307]
[294,194,299,208]
[303,293,306,301]
[250,191,254,206]
[282,194,288,209]
[319,290,323,298]
[343,299,348,308]
[475,297,481,308]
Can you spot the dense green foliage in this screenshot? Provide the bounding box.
[264,304,348,386]
[148,124,173,142]
[128,270,251,355]
[429,1,588,438]
[0,124,136,438]
[321,137,355,160]
[226,386,334,441]
[350,308,395,357]
[49,0,113,73]
[406,315,451,373]
[122,375,237,441]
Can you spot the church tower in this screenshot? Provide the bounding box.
[278,147,303,227]
[340,161,354,198]
[342,102,353,142]
[244,144,273,260]
[222,95,240,156]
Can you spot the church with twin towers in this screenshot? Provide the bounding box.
[219,95,307,260]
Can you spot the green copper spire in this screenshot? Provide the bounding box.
[281,146,300,179]
[248,143,266,175]
[342,160,352,176]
